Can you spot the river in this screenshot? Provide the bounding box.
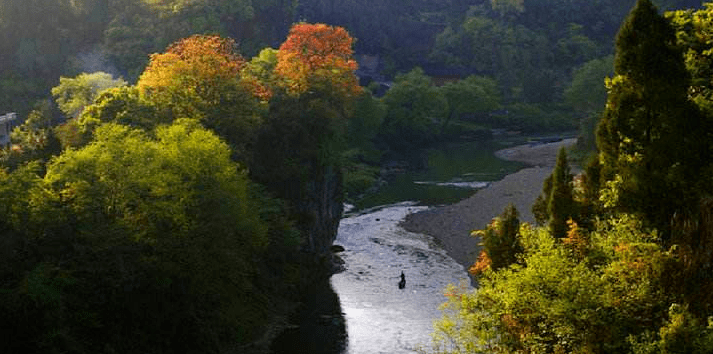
[332,203,468,353]
[272,139,525,354]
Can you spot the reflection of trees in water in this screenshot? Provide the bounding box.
[271,278,347,354]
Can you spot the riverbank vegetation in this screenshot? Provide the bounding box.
[427,1,713,353]
[0,24,359,352]
[2,0,712,352]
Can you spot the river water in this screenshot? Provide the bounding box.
[329,140,529,353]
[273,140,526,353]
[332,203,469,353]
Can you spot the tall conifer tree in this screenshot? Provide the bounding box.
[548,147,576,238]
[596,0,705,239]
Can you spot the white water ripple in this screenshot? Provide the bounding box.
[413,180,489,189]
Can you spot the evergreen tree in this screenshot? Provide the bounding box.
[596,0,706,240]
[548,147,576,238]
[531,147,577,237]
[471,203,523,275]
[532,174,552,226]
[580,153,602,222]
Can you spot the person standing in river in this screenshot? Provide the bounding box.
[398,272,406,289]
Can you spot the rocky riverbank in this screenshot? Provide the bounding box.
[400,138,577,271]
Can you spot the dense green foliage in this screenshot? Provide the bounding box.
[531,148,579,234]
[0,25,359,352]
[0,0,296,117]
[380,68,449,150]
[427,1,713,353]
[547,148,577,238]
[2,0,713,351]
[0,121,279,352]
[597,0,710,241]
[0,0,702,133]
[470,203,523,275]
[565,55,615,152]
[430,217,711,354]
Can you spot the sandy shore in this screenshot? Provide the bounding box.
[400,138,577,271]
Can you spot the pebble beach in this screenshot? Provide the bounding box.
[399,138,577,271]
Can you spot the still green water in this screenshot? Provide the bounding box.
[352,139,526,210]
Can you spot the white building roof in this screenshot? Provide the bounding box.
[0,112,17,123]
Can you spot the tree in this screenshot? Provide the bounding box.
[274,22,361,99]
[381,68,448,150]
[548,147,576,238]
[136,34,263,157]
[565,56,615,152]
[532,173,553,226]
[565,56,614,117]
[241,47,279,101]
[665,4,713,316]
[429,216,679,354]
[470,203,523,276]
[439,75,501,127]
[2,119,272,351]
[248,23,360,254]
[531,147,577,237]
[78,86,164,132]
[668,4,713,113]
[596,0,707,240]
[51,72,127,119]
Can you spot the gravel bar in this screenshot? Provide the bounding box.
[399,138,577,271]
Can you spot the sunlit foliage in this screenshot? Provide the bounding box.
[470,203,522,276]
[275,23,361,98]
[136,34,263,156]
[429,217,684,354]
[381,68,448,150]
[0,120,273,351]
[138,34,248,113]
[51,72,127,119]
[430,2,713,353]
[597,0,709,241]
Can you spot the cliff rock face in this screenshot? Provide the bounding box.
[249,100,345,256]
[294,164,344,255]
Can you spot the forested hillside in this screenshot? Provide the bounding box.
[0,25,359,352]
[0,0,702,122]
[1,0,712,352]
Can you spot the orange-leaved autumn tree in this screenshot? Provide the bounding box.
[275,23,361,98]
[138,34,245,108]
[136,34,263,157]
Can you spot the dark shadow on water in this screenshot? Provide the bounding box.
[271,278,347,354]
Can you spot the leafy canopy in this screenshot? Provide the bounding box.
[51,72,127,119]
[135,34,264,157]
[275,23,361,98]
